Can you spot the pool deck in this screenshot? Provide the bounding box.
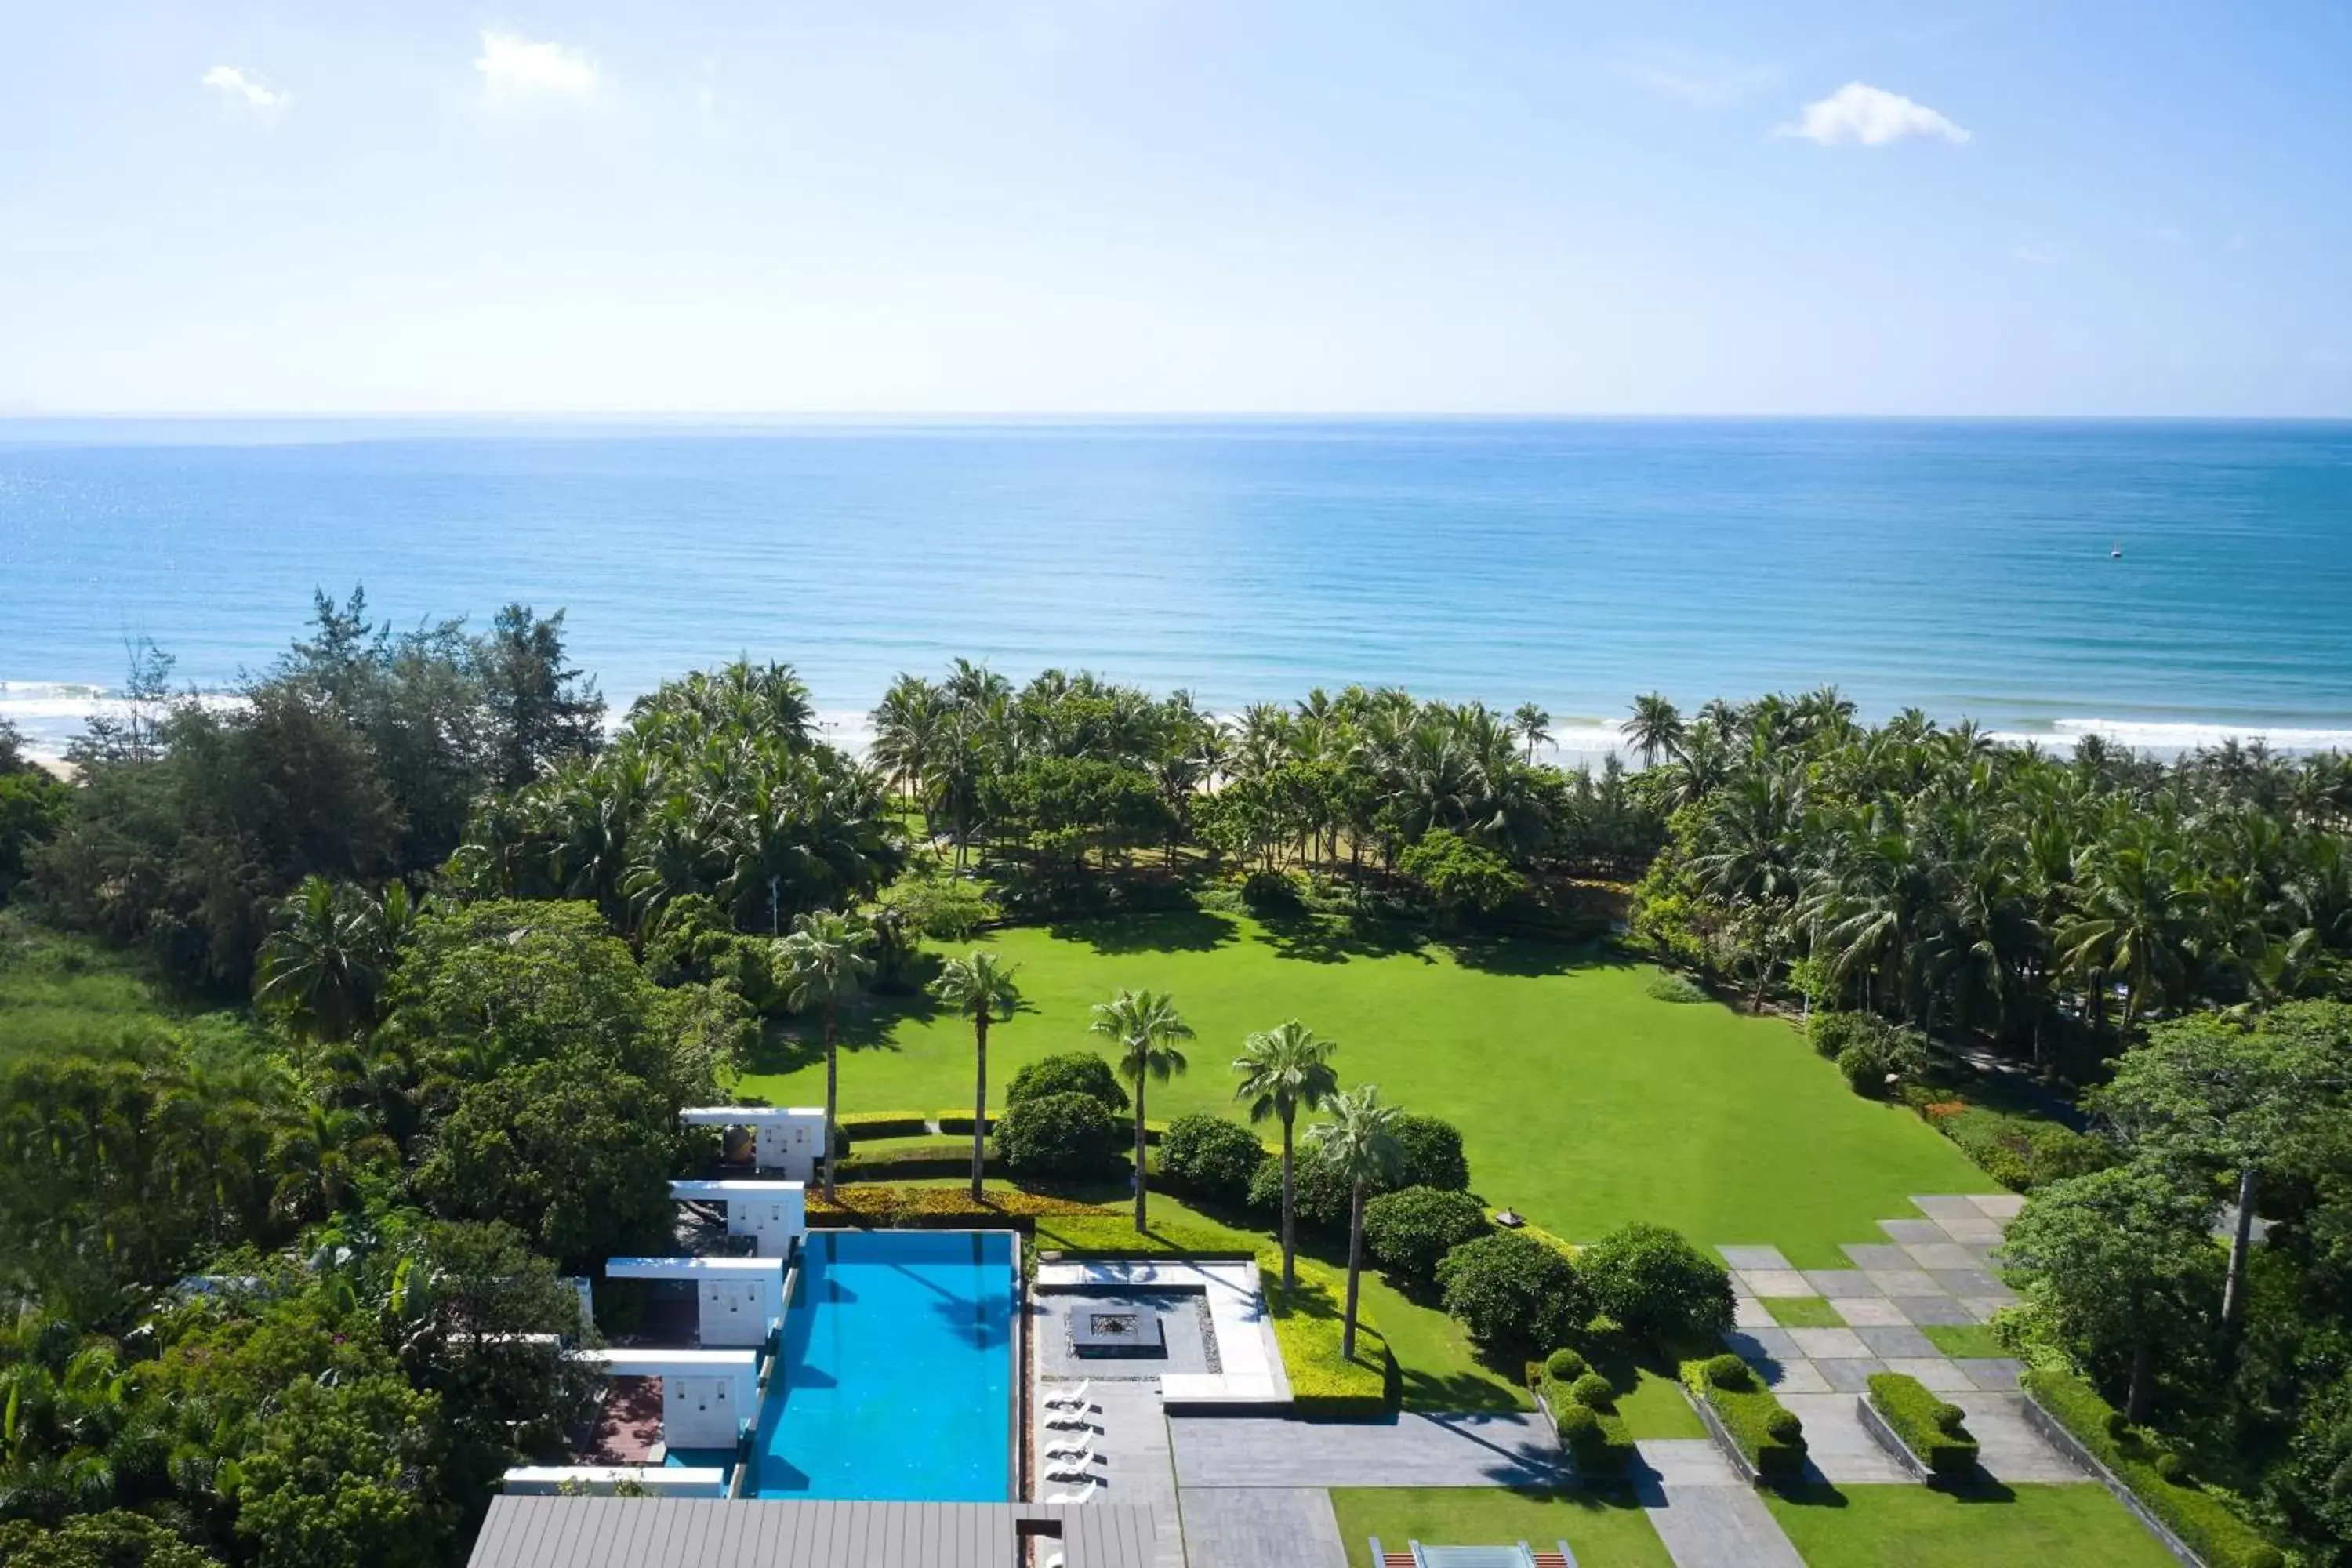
[1033,1258,1289,1406]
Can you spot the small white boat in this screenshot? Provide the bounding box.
[2111,542,2123,558]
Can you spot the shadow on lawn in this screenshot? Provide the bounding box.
[1256,912,1434,966]
[1044,909,1239,955]
[1441,934,1638,978]
[742,989,945,1073]
[1770,1479,2023,1510]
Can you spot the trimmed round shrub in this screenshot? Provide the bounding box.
[1363,1186,1491,1285]
[1247,1144,1353,1231]
[1390,1113,1471,1192]
[1577,1221,1735,1345]
[1569,1372,1616,1411]
[1701,1352,1754,1391]
[1645,972,1709,1004]
[2153,1450,2185,1483]
[1544,1348,1589,1382]
[995,1091,1117,1178]
[1552,1400,1600,1444]
[1159,1114,1265,1204]
[1765,1407,1804,1444]
[1005,1052,1127,1115]
[1239,868,1306,915]
[1436,1232,1588,1357]
[1578,1312,1632,1362]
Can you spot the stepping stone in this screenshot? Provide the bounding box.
[1817,1357,1886,1392]
[1911,1195,1987,1222]
[1800,1269,1882,1298]
[1883,1356,1976,1392]
[1737,1269,1813,1298]
[1969,1193,2027,1221]
[1938,1216,2008,1245]
[1957,1358,2024,1392]
[1963,1297,2015,1324]
[1830,1297,1908,1327]
[1733,1297,1776,1329]
[1889,1295,1976,1327]
[1761,1358,1831,1393]
[1724,1327,1798,1363]
[1718,1245,1794,1271]
[1635,1438,1743,1486]
[1928,1268,2005,1297]
[1902,1242,1981,1272]
[1788,1327,1873,1359]
[1879,1218,1947,1246]
[1854,1326,1938,1359]
[1863,1269,1944,1298]
[1840,1243,1915,1272]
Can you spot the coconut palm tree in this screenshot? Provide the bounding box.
[1306,1084,1403,1359]
[931,952,1022,1200]
[779,909,877,1200]
[270,1104,395,1222]
[254,877,392,1041]
[1622,693,1686,769]
[1510,703,1552,764]
[1088,989,1194,1229]
[1232,1021,1341,1290]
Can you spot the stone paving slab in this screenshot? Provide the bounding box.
[1911,1195,1989,1222]
[1863,1268,1944,1297]
[1788,1327,1873,1359]
[1970,1194,2028,1220]
[1958,1358,2024,1392]
[1736,1269,1813,1298]
[1779,1394,1913,1485]
[1168,1412,1566,1489]
[1724,1327,1797,1362]
[1033,1383,1179,1515]
[1800,1269,1880,1298]
[1733,1297,1774,1329]
[1831,1297,1908,1327]
[1950,1393,2088,1484]
[1885,1356,1976,1393]
[1855,1325,1939,1359]
[1761,1359,1831,1393]
[1632,1443,1806,1568]
[1890,1294,1976,1326]
[1880,1218,1948,1246]
[1840,1243,1915,1272]
[1817,1359,1883,1392]
[1178,1486,1346,1568]
[1718,1245,1793,1271]
[1927,1266,2005,1295]
[1963,1295,2014,1323]
[1904,1242,1982,1272]
[1941,1216,2009,1245]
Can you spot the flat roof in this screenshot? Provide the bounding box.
[467,1496,1178,1568]
[679,1107,824,1122]
[669,1180,807,1197]
[604,1257,785,1277]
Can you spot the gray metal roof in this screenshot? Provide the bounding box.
[466,1495,1178,1568]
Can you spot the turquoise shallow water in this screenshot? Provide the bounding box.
[751,1229,1014,1501]
[4,418,2351,753]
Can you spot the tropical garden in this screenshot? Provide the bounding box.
[4,592,2352,1563]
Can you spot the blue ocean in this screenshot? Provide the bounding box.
[4,418,2350,758]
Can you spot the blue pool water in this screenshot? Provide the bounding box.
[752,1229,1016,1501]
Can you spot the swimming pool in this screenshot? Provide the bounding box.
[750,1229,1017,1501]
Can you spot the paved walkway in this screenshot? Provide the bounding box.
[1178,1487,1348,1568]
[1632,1441,1805,1568]
[1169,1410,1568,1489]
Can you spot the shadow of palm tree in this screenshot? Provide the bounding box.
[1044,910,1240,954]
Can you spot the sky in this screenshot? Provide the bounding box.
[2,1,2348,416]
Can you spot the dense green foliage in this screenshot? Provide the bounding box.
[1157,1113,1266,1203]
[1574,1222,1735,1346]
[1004,1051,1127,1113]
[1362,1186,1492,1284]
[1867,1371,1980,1478]
[1436,1232,1587,1357]
[1682,1353,1808,1480]
[994,1091,1119,1178]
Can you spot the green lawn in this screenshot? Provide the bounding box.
[742,911,1994,1265]
[1764,1296,1848,1328]
[1358,1272,1531,1413]
[1331,1487,1673,1568]
[1764,1483,2178,1567]
[1608,1363,1707,1439]
[1922,1323,2009,1359]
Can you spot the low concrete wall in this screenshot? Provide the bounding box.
[1681,1386,1762,1487]
[2017,1391,2204,1568]
[1854,1393,1930,1483]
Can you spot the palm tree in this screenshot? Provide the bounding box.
[270,1104,395,1221]
[1622,693,1686,769]
[1232,1021,1341,1290]
[254,877,390,1041]
[1306,1084,1403,1359]
[1088,989,1194,1229]
[1510,703,1552,764]
[779,909,877,1200]
[931,952,1022,1200]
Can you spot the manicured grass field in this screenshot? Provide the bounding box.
[742,911,1994,1265]
[1764,1295,1848,1328]
[1922,1323,2009,1358]
[1358,1273,1530,1413]
[1763,1483,2178,1567]
[1332,1487,1673,1568]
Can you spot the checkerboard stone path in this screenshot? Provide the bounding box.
[1713,1193,2084,1486]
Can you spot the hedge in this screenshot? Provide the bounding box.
[837,1111,933,1142]
[808,1185,1104,1227]
[1682,1355,1807,1480]
[1527,1356,1635,1477]
[1916,1099,2117,1192]
[2022,1369,2283,1568]
[934,1109,1000,1136]
[1866,1371,1979,1478]
[833,1138,1003,1182]
[1034,1211,1390,1417]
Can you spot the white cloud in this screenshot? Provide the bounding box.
[1616,49,1777,108]
[474,31,597,98]
[201,65,289,125]
[2010,241,2068,265]
[1779,82,1969,147]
